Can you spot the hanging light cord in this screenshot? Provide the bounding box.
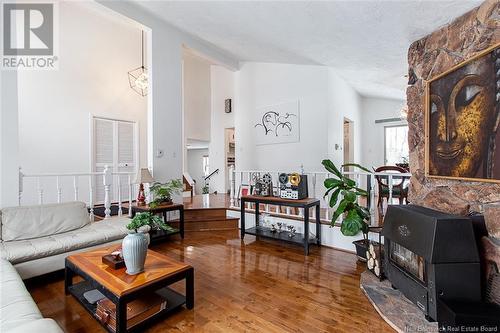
[141,30,145,69]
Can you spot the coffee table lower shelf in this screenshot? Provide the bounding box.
[67,280,186,333]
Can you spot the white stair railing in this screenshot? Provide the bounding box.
[230,168,411,226]
[18,166,136,220]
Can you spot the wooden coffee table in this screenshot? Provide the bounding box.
[65,246,194,333]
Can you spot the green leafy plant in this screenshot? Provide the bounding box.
[202,182,209,194]
[149,179,183,208]
[322,159,371,237]
[126,212,175,233]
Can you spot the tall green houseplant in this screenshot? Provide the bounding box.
[322,159,371,237]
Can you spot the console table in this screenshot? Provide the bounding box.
[240,195,321,255]
[124,202,184,243]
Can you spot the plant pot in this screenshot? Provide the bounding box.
[353,239,369,262]
[202,193,210,207]
[156,199,173,205]
[122,232,148,275]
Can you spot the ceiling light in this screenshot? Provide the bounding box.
[128,30,148,97]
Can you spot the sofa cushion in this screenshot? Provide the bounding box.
[0,217,129,264]
[1,202,90,242]
[0,259,42,331]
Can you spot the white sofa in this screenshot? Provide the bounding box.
[0,258,63,332]
[0,201,130,279]
[0,201,130,333]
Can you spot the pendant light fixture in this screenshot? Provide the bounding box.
[128,30,148,97]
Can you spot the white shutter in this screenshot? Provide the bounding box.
[93,118,137,204]
[94,118,114,203]
[117,121,136,200]
[94,119,114,165]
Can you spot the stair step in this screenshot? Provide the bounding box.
[184,209,227,220]
[184,216,237,222]
[169,217,239,232]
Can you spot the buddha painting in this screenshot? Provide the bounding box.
[427,44,500,182]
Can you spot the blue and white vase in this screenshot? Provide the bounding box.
[122,232,148,275]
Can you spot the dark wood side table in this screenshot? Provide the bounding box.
[124,203,184,242]
[240,195,321,255]
[65,246,194,333]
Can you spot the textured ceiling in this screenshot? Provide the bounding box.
[132,0,482,100]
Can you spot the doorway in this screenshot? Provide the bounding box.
[343,118,354,170]
[225,128,235,193]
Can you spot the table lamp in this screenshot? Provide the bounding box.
[135,168,154,206]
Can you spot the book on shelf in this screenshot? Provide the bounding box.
[96,292,167,332]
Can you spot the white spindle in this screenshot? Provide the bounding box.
[324,173,330,221]
[37,177,43,204]
[18,167,23,206]
[229,165,235,207]
[388,174,394,205]
[56,176,62,203]
[117,175,123,216]
[73,176,78,201]
[103,166,112,219]
[88,177,94,222]
[355,173,360,204]
[370,174,376,226]
[128,174,132,217]
[312,173,317,202]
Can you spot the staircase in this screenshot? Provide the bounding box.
[182,208,239,231]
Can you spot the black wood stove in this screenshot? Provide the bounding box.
[382,205,482,323]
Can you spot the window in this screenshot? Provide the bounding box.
[384,125,409,165]
[202,155,209,177]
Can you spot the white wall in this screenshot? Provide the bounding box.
[234,63,369,174]
[209,65,235,193]
[95,1,238,191]
[18,2,148,173]
[16,2,148,204]
[0,71,19,208]
[183,53,211,142]
[187,148,208,193]
[327,69,363,167]
[235,63,330,172]
[360,96,406,169]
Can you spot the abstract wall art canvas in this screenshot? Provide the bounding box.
[425,43,500,183]
[254,100,300,145]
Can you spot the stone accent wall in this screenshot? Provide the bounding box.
[407,0,500,216]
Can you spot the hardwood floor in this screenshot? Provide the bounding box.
[26,231,394,332]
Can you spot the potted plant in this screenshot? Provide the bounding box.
[123,212,175,274]
[202,182,210,206]
[322,159,371,261]
[149,179,183,208]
